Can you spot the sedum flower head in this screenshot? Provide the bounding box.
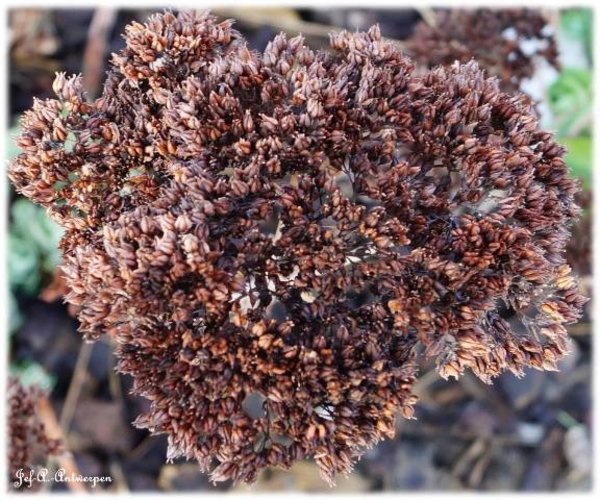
[9,10,586,485]
[406,8,560,94]
[8,378,64,488]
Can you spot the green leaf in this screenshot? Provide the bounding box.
[6,124,22,161]
[35,209,63,273]
[8,233,41,294]
[10,362,56,392]
[560,9,593,64]
[560,136,592,188]
[9,292,24,334]
[548,69,592,137]
[10,198,63,272]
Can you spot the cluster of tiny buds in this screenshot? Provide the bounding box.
[406,8,559,94]
[8,378,64,488]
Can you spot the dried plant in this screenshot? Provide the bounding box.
[8,10,586,485]
[565,190,592,291]
[406,9,559,94]
[8,378,64,489]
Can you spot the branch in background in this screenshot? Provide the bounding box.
[83,8,117,98]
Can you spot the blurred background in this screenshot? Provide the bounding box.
[5,6,593,492]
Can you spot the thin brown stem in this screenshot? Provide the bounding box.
[59,341,93,432]
[37,395,87,493]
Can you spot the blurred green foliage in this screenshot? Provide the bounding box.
[552,9,593,189]
[9,199,63,289]
[7,123,64,333]
[6,125,22,160]
[560,136,592,188]
[548,69,592,137]
[10,361,56,392]
[560,8,593,65]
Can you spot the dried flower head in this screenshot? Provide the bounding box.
[406,8,559,94]
[565,190,591,277]
[8,378,64,489]
[9,10,585,485]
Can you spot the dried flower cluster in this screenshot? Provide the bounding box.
[565,190,592,277]
[8,378,64,489]
[9,10,585,485]
[406,9,559,94]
